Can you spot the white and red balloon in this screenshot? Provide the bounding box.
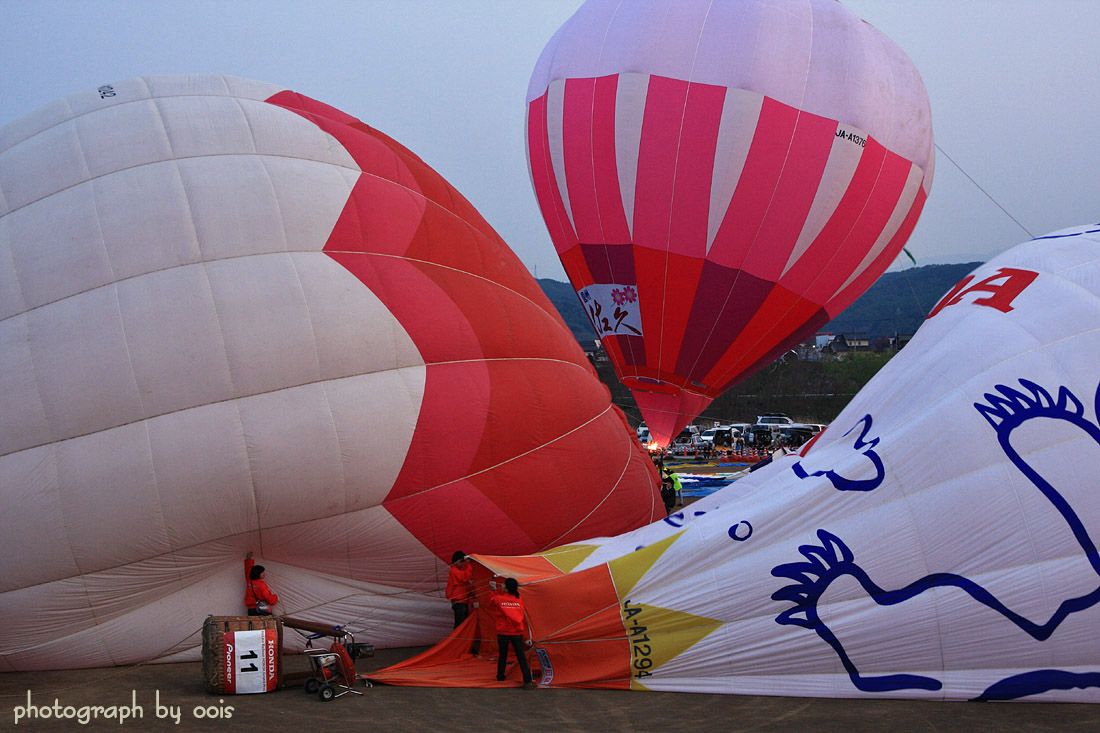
[0,75,662,671]
[526,0,935,445]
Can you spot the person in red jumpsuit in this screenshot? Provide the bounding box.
[244,552,278,616]
[489,576,535,688]
[446,551,474,628]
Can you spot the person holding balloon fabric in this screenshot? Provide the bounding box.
[446,551,475,628]
[489,577,535,688]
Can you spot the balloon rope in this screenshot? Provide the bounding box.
[935,143,1033,239]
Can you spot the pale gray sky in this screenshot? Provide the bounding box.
[2,1,1097,281]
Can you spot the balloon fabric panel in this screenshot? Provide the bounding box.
[676,264,777,384]
[829,185,928,311]
[632,76,723,260]
[708,95,806,273]
[704,287,828,392]
[275,86,664,557]
[526,92,579,255]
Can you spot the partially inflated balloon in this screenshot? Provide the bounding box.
[526,0,934,445]
[0,74,662,671]
[372,225,1100,701]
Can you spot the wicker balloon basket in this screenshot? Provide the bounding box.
[202,615,283,694]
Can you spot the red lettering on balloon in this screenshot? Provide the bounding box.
[926,267,1038,320]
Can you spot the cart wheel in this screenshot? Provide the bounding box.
[319,684,336,702]
[303,677,320,694]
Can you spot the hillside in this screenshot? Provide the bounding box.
[822,261,981,337]
[536,278,595,342]
[539,261,981,342]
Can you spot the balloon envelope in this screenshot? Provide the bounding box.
[372,225,1100,702]
[526,0,935,445]
[0,74,662,671]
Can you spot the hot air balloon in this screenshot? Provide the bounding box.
[372,224,1100,702]
[526,0,935,445]
[0,74,662,671]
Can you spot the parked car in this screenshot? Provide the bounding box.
[755,413,794,429]
[710,427,735,448]
[668,427,706,455]
[778,425,816,447]
[746,425,775,447]
[726,423,751,440]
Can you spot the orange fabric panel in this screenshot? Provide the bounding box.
[533,639,631,689]
[524,565,632,687]
[471,555,564,583]
[370,558,635,689]
[366,613,521,688]
[524,565,619,637]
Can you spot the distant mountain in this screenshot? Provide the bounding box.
[539,262,981,343]
[537,278,596,342]
[822,262,981,338]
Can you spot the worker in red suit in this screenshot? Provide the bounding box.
[489,576,535,688]
[446,551,475,628]
[244,551,278,616]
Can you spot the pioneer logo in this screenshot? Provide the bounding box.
[225,642,234,686]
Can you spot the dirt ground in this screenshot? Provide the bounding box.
[2,645,1097,732]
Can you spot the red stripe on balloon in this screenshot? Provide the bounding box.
[674,264,773,384]
[632,75,688,255]
[780,137,887,297]
[558,245,595,288]
[385,478,534,559]
[579,243,636,285]
[324,174,422,257]
[592,75,631,243]
[327,253,489,493]
[737,108,836,281]
[707,96,799,271]
[702,284,822,393]
[267,90,360,125]
[632,247,704,377]
[727,305,831,390]
[666,80,725,259]
[828,182,927,314]
[527,94,578,253]
[804,141,913,303]
[562,78,602,243]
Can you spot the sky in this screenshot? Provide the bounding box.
[2,0,1097,282]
